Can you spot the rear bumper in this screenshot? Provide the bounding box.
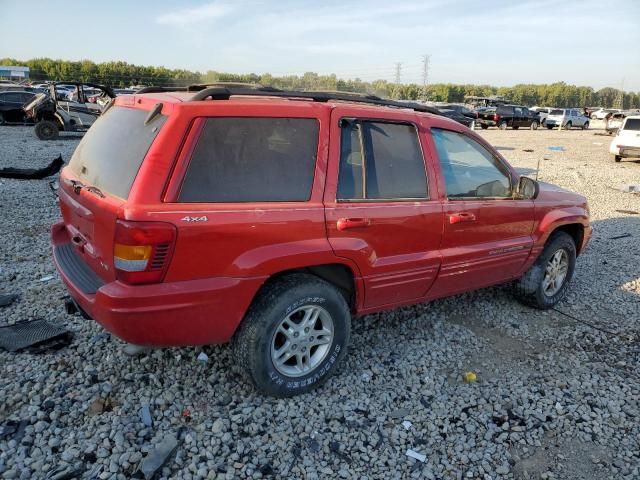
[478,119,497,126]
[51,222,265,346]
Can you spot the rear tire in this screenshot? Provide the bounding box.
[512,125,520,130]
[35,120,59,140]
[233,274,351,397]
[582,122,589,130]
[513,232,576,309]
[564,122,572,130]
[547,125,554,130]
[499,121,508,130]
[530,121,539,130]
[480,124,489,130]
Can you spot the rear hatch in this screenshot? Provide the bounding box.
[58,105,166,283]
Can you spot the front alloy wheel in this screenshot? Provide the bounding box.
[513,231,576,309]
[542,250,569,297]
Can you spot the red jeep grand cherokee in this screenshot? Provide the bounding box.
[52,86,592,396]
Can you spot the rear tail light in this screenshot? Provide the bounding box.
[493,113,500,122]
[114,220,176,285]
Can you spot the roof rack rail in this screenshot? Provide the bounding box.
[186,82,269,92]
[135,86,189,94]
[188,87,441,115]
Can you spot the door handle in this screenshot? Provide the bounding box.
[449,212,476,224]
[337,218,370,231]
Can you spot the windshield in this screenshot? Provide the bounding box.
[550,109,564,115]
[623,118,640,131]
[69,106,166,199]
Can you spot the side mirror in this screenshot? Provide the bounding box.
[517,176,539,199]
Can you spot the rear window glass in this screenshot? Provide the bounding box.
[623,118,640,131]
[69,106,165,199]
[179,118,319,202]
[550,109,564,115]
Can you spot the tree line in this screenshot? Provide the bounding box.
[2,57,638,109]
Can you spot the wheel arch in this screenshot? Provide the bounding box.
[548,223,585,255]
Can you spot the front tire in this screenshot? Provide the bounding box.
[480,124,489,130]
[530,121,539,130]
[613,155,622,162]
[233,274,351,397]
[547,124,554,130]
[582,122,589,130]
[564,122,572,130]
[35,120,59,140]
[513,232,576,309]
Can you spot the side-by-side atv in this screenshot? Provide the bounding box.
[23,82,115,140]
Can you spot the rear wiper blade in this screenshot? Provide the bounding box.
[85,186,105,198]
[66,179,105,198]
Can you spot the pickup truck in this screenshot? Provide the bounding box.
[478,104,539,130]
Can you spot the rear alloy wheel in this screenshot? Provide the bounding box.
[499,121,508,130]
[531,121,539,130]
[564,122,572,130]
[513,231,576,309]
[233,274,351,397]
[35,120,59,140]
[582,122,589,130]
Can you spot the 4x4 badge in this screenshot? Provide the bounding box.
[180,216,208,222]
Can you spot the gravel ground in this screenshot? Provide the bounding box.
[0,122,639,480]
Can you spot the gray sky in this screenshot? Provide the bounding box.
[1,0,639,90]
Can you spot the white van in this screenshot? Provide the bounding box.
[610,115,640,162]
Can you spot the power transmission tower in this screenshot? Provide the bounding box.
[421,54,431,101]
[614,79,624,109]
[394,62,402,84]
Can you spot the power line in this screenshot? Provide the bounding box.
[421,54,431,100]
[394,62,402,84]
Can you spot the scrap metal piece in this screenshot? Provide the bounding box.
[140,435,179,480]
[406,449,427,462]
[0,319,71,353]
[0,155,63,180]
[0,293,18,307]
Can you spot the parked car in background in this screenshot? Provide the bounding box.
[437,103,477,120]
[114,88,137,95]
[605,112,627,135]
[610,115,640,162]
[530,107,553,126]
[437,107,474,127]
[477,104,539,130]
[51,86,591,396]
[545,109,590,130]
[0,90,36,124]
[590,108,619,120]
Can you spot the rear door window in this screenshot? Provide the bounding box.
[179,117,319,202]
[337,120,427,200]
[69,106,166,199]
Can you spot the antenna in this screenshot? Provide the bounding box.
[394,62,402,84]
